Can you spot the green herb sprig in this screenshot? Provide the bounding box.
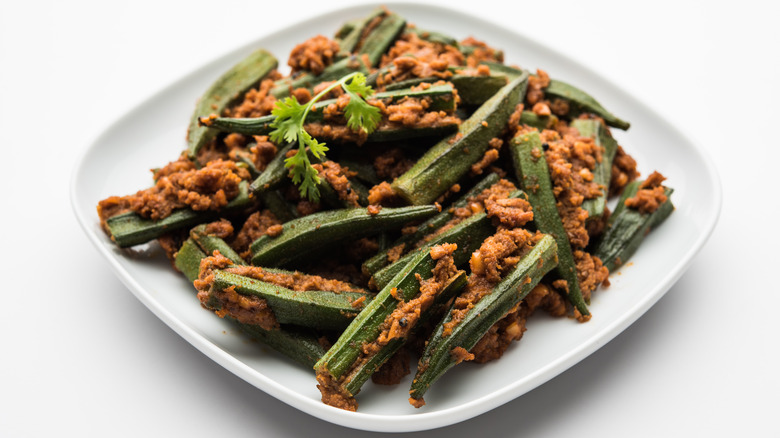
[269,72,381,202]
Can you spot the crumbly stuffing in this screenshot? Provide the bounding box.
[610,145,639,197]
[460,37,503,67]
[203,219,234,239]
[574,250,610,302]
[313,161,361,207]
[316,372,359,412]
[470,137,503,176]
[543,130,604,249]
[153,155,196,181]
[287,35,340,75]
[373,147,415,180]
[443,228,540,336]
[230,210,281,259]
[525,69,550,106]
[222,72,282,118]
[450,346,475,364]
[470,283,566,363]
[625,171,667,214]
[97,160,250,226]
[315,94,460,145]
[367,181,400,206]
[377,32,464,86]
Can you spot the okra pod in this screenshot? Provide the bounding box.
[206,270,371,331]
[544,78,630,130]
[105,181,252,248]
[314,245,467,407]
[250,205,439,267]
[190,224,246,265]
[187,49,278,159]
[371,211,496,291]
[593,180,674,271]
[336,8,386,54]
[173,240,331,368]
[201,83,458,137]
[363,173,501,276]
[237,322,328,369]
[174,238,206,282]
[248,143,298,194]
[509,131,590,317]
[570,118,618,222]
[259,190,299,223]
[356,11,406,67]
[391,73,528,205]
[409,234,558,405]
[406,27,459,47]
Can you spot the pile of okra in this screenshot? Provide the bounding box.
[99,7,674,410]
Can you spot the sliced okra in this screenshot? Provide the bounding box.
[370,210,497,291]
[205,269,372,331]
[363,173,501,276]
[187,49,278,159]
[593,180,674,271]
[189,223,246,265]
[544,78,630,130]
[105,181,252,248]
[509,131,590,317]
[237,322,328,369]
[408,234,558,405]
[391,73,529,205]
[314,245,467,408]
[201,83,458,137]
[250,205,439,267]
[174,239,206,282]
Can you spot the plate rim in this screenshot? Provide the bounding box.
[69,1,722,432]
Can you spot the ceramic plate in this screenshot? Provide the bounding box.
[71,3,721,432]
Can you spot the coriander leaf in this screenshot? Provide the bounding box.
[269,97,306,144]
[343,75,382,133]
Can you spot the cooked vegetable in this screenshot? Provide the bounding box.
[314,245,466,410]
[187,49,277,159]
[409,234,558,405]
[104,181,251,248]
[510,131,590,317]
[593,179,674,271]
[391,73,528,205]
[570,118,618,222]
[250,205,439,267]
[544,78,630,130]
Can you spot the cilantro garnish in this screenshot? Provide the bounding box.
[269,72,381,202]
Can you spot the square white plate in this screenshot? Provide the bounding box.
[70,3,721,432]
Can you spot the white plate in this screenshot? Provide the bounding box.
[70,3,721,432]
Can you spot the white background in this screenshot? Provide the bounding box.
[2,0,778,436]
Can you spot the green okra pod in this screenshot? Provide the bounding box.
[172,239,332,368]
[250,205,439,267]
[509,131,590,317]
[570,118,618,222]
[544,78,630,130]
[190,223,246,265]
[105,181,252,248]
[391,73,528,205]
[187,49,278,159]
[174,239,206,282]
[237,323,328,369]
[206,270,372,331]
[314,245,467,405]
[408,234,558,405]
[370,210,497,291]
[363,173,501,276]
[201,83,458,137]
[593,180,674,271]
